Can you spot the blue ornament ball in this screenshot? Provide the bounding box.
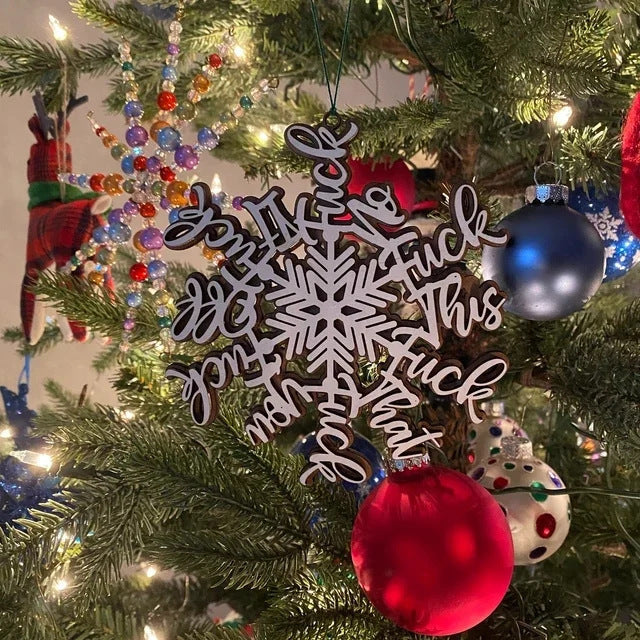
[123,100,144,118]
[482,189,605,320]
[107,208,124,225]
[108,222,132,244]
[291,431,386,502]
[197,127,219,150]
[147,259,168,280]
[126,292,143,308]
[121,155,135,175]
[156,126,182,151]
[92,225,109,244]
[168,207,181,223]
[161,65,178,82]
[568,185,640,282]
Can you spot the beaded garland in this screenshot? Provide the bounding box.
[58,7,276,352]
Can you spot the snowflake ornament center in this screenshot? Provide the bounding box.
[165,117,510,485]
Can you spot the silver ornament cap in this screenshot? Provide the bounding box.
[525,183,569,204]
[501,436,533,459]
[384,451,430,474]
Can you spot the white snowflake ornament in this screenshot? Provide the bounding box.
[469,436,571,565]
[165,116,510,485]
[585,206,624,241]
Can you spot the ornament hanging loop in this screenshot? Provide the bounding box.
[322,109,343,129]
[533,161,563,186]
[528,162,568,203]
[309,0,353,115]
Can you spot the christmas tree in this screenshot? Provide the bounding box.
[1,1,640,639]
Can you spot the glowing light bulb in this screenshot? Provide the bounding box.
[144,565,158,578]
[121,409,136,421]
[144,625,159,640]
[256,129,270,145]
[0,427,13,439]
[211,173,222,195]
[49,15,68,42]
[552,104,573,128]
[53,578,69,592]
[10,450,53,470]
[58,530,73,544]
[233,44,247,60]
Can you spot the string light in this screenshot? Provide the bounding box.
[211,173,223,195]
[121,409,136,421]
[53,578,69,592]
[144,564,158,578]
[48,15,68,42]
[10,450,53,470]
[144,625,159,640]
[0,427,13,439]
[552,104,573,128]
[57,530,73,544]
[256,129,270,145]
[233,44,247,60]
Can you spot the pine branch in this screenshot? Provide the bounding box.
[256,576,394,640]
[561,124,621,189]
[2,325,62,358]
[70,0,167,45]
[179,630,249,640]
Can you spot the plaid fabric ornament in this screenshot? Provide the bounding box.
[22,115,111,344]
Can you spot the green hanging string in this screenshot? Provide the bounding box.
[309,0,353,115]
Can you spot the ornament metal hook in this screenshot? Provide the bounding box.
[534,161,563,186]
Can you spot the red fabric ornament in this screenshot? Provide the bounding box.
[23,115,110,344]
[351,464,513,636]
[347,157,415,213]
[621,92,640,237]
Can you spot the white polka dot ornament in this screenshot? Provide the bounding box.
[469,436,571,565]
[466,401,523,466]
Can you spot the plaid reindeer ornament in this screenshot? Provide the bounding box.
[22,103,111,345]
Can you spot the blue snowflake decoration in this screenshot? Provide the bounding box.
[0,384,59,526]
[569,185,640,282]
[0,383,41,449]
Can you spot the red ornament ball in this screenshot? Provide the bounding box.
[157,91,177,111]
[133,155,147,172]
[160,166,176,182]
[129,262,148,282]
[89,173,105,192]
[351,464,513,636]
[208,53,223,69]
[139,202,156,218]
